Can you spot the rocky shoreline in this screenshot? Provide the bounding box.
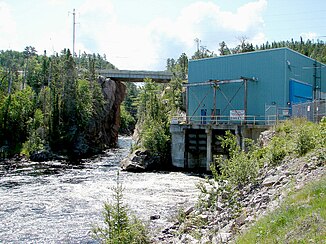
[153,149,325,243]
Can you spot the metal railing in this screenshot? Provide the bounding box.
[171,100,326,126]
[171,115,281,126]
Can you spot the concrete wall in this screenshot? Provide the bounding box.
[170,124,185,168]
[170,124,271,171]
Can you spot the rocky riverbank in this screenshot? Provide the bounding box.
[154,149,325,243]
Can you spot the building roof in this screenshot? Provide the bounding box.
[189,47,326,67]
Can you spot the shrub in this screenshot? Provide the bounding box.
[268,136,288,165]
[217,151,259,188]
[92,173,149,243]
[141,120,170,155]
[295,125,315,156]
[212,131,259,188]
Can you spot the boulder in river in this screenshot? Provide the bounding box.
[120,149,161,172]
[30,150,53,162]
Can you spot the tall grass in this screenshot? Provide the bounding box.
[236,177,326,243]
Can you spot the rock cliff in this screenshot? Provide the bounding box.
[86,76,126,152]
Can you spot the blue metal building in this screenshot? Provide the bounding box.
[187,47,325,124]
[170,48,326,171]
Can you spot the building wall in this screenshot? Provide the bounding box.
[285,49,326,101]
[187,48,325,120]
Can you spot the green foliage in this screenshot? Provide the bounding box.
[236,177,326,243]
[220,151,259,188]
[175,207,187,224]
[176,178,241,240]
[119,102,135,135]
[267,136,288,165]
[124,82,139,118]
[0,86,35,152]
[141,120,170,155]
[211,119,325,189]
[0,47,112,159]
[136,79,171,158]
[212,131,259,188]
[167,53,188,80]
[296,124,316,156]
[270,118,323,162]
[21,109,45,156]
[77,52,116,71]
[219,130,239,158]
[320,116,326,147]
[92,173,149,244]
[76,79,93,127]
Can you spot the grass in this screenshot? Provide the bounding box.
[236,176,326,244]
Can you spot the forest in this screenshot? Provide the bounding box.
[0,47,116,160]
[1,38,326,162]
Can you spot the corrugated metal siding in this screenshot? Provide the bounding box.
[285,49,326,100]
[188,48,287,118]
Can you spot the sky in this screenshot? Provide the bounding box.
[1,0,326,70]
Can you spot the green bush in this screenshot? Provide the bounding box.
[92,173,149,244]
[141,120,170,155]
[271,118,322,159]
[217,151,259,188]
[296,125,315,156]
[268,136,288,165]
[212,131,259,188]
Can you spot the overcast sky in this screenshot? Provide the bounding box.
[1,0,326,70]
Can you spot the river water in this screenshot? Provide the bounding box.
[0,137,202,243]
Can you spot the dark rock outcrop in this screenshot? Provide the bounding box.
[30,150,53,162]
[85,77,126,154]
[30,150,67,162]
[120,149,161,172]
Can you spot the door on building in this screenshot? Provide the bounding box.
[201,109,207,124]
[289,79,313,104]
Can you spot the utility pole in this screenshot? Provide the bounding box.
[194,38,201,52]
[72,8,76,57]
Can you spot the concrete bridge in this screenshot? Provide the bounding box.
[99,69,172,83]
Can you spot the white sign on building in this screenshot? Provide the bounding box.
[230,110,245,120]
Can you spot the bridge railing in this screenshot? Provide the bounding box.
[98,69,173,83]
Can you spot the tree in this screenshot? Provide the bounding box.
[192,38,216,59]
[23,46,37,89]
[192,45,215,59]
[231,36,255,54]
[219,41,231,56]
[92,172,149,243]
[0,47,117,158]
[177,53,188,80]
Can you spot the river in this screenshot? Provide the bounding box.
[0,137,202,243]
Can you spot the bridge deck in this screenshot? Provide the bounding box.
[99,69,172,83]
